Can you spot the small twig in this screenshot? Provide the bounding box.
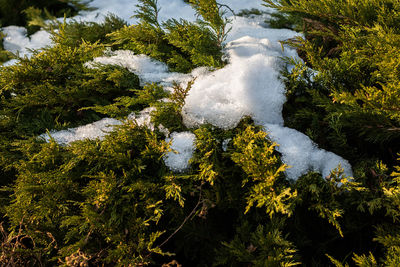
[159,183,204,248]
[217,3,235,16]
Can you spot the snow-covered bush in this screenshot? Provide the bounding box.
[0,0,399,266]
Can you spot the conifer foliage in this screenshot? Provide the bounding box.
[265,0,400,265]
[0,0,400,266]
[265,0,400,162]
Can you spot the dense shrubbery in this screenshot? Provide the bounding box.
[264,0,400,265]
[57,14,127,48]
[0,0,399,266]
[265,0,400,163]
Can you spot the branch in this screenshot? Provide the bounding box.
[159,182,204,248]
[217,2,235,17]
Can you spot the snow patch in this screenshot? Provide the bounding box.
[2,26,51,58]
[264,124,353,180]
[73,0,197,24]
[74,0,271,25]
[40,107,156,145]
[182,36,287,129]
[41,118,121,145]
[180,16,352,179]
[86,50,189,86]
[164,132,196,172]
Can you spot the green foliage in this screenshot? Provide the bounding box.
[109,0,225,73]
[236,8,263,17]
[0,20,142,214]
[55,15,127,48]
[6,122,173,265]
[187,0,232,46]
[216,220,300,266]
[150,80,194,133]
[270,0,400,168]
[84,82,168,119]
[193,126,221,186]
[0,40,139,136]
[133,0,161,27]
[266,0,400,264]
[1,0,400,266]
[264,0,400,30]
[1,117,295,265]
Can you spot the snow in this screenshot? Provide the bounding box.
[3,0,352,179]
[73,0,272,25]
[218,0,271,14]
[85,50,190,86]
[182,36,287,129]
[164,132,196,172]
[264,124,353,180]
[40,118,121,145]
[179,15,353,179]
[2,26,52,58]
[40,107,156,145]
[73,0,197,24]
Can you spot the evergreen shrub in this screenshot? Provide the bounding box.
[1,0,400,265]
[264,0,400,265]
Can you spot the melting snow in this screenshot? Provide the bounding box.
[73,0,271,24]
[85,50,190,86]
[180,16,353,179]
[1,0,274,64]
[2,26,52,59]
[264,124,353,179]
[40,118,121,145]
[164,132,196,172]
[40,107,156,145]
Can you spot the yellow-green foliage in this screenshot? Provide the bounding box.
[188,0,231,46]
[6,122,172,265]
[0,0,93,34]
[267,0,400,264]
[231,125,295,217]
[216,219,300,266]
[270,0,400,161]
[0,1,91,24]
[1,0,400,266]
[265,0,400,29]
[55,14,127,48]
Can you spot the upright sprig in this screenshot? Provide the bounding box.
[110,0,226,72]
[188,0,232,46]
[133,0,161,28]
